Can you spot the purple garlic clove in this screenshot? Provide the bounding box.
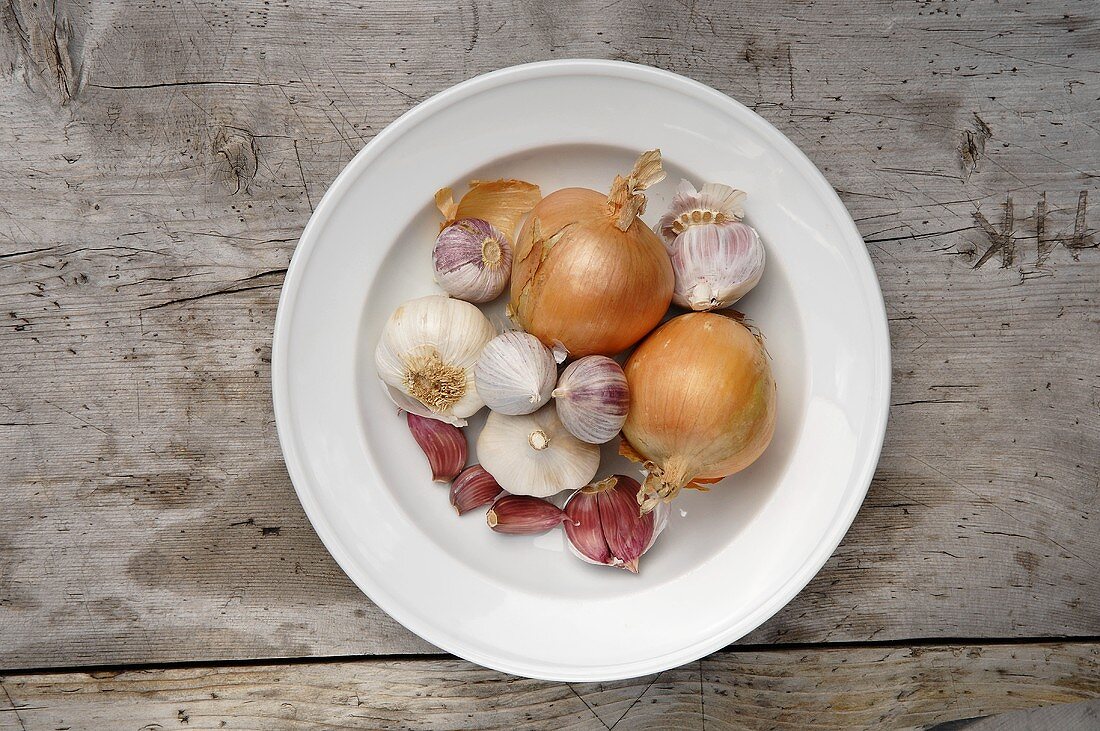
[486,495,571,535]
[450,465,505,516]
[406,411,467,483]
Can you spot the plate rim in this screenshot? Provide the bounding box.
[272,59,891,681]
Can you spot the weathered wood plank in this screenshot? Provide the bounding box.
[0,0,1097,667]
[0,643,1096,730]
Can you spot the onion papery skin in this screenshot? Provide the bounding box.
[622,312,776,506]
[509,188,674,358]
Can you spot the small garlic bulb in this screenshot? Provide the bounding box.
[657,180,765,311]
[551,356,629,444]
[475,331,556,415]
[476,405,600,498]
[375,295,495,426]
[433,218,513,303]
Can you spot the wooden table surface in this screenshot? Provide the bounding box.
[1,0,1097,728]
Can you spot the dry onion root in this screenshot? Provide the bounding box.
[508,150,674,358]
[621,311,776,513]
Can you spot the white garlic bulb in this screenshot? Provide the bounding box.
[433,218,512,303]
[657,180,765,311]
[375,295,495,426]
[552,356,629,444]
[475,331,556,415]
[476,405,600,498]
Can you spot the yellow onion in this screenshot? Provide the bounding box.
[621,312,776,512]
[509,150,674,358]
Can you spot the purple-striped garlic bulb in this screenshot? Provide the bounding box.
[657,180,765,311]
[433,218,513,303]
[551,356,629,444]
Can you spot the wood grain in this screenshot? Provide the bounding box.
[0,0,1097,668]
[0,642,1096,730]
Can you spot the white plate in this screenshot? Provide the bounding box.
[272,60,890,682]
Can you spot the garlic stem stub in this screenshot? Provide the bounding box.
[657,180,765,311]
[375,295,496,426]
[406,412,467,483]
[449,465,504,515]
[563,475,669,573]
[475,331,557,415]
[622,311,776,513]
[486,494,572,535]
[476,405,600,498]
[433,218,513,303]
[509,150,675,357]
[552,355,629,444]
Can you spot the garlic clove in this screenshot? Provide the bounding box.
[375,295,495,424]
[406,412,466,483]
[476,405,601,498]
[562,475,668,573]
[562,487,612,565]
[475,331,557,415]
[449,464,504,515]
[486,494,571,535]
[552,355,629,444]
[433,218,513,303]
[595,475,653,573]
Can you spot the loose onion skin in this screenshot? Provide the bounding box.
[621,312,776,511]
[509,186,674,358]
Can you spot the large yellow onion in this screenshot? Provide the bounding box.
[621,312,776,512]
[509,150,674,358]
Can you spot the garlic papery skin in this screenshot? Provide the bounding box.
[563,475,670,573]
[475,331,556,415]
[433,218,513,303]
[476,405,600,498]
[375,295,496,426]
[552,355,629,444]
[657,180,764,311]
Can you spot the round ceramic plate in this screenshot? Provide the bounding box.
[272,60,890,682]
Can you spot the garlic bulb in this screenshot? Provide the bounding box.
[657,180,765,311]
[509,150,674,357]
[476,405,600,498]
[552,356,629,444]
[622,312,776,512]
[475,331,556,415]
[375,295,496,426]
[433,218,513,303]
[563,475,669,573]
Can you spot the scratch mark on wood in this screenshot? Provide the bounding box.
[140,282,281,312]
[566,685,610,730]
[787,44,795,101]
[1034,193,1052,267]
[973,197,1014,268]
[90,80,287,90]
[293,140,313,212]
[1,682,28,731]
[960,112,992,179]
[1066,191,1096,259]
